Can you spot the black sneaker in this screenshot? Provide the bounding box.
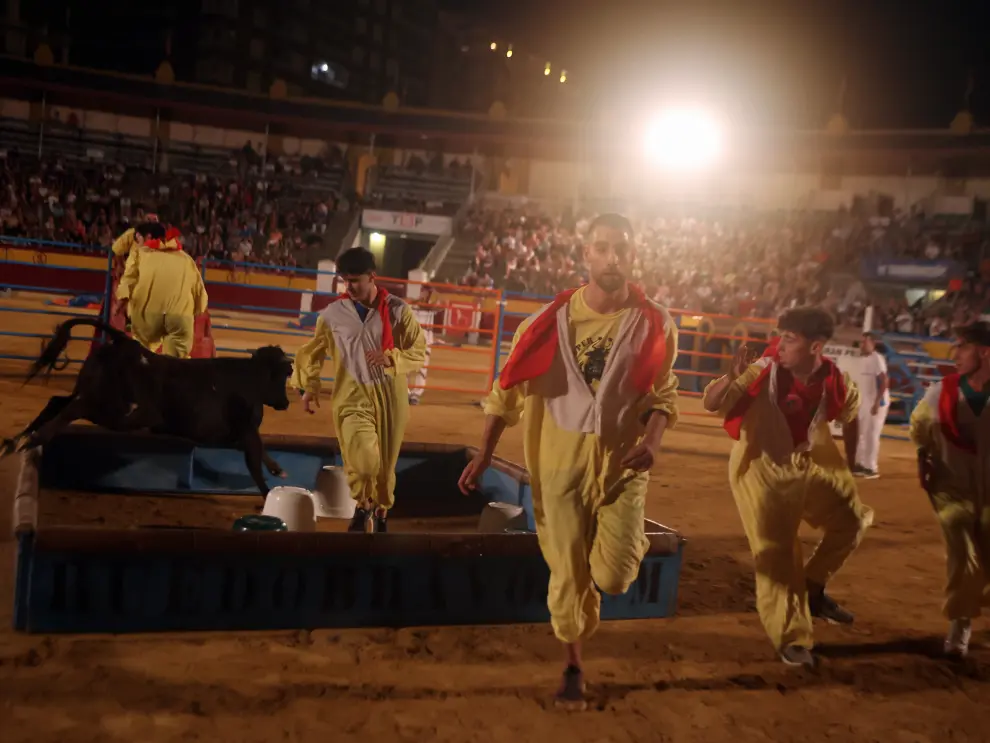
[348,507,372,533]
[779,645,817,668]
[554,665,587,710]
[375,509,388,533]
[809,588,854,624]
[861,469,879,480]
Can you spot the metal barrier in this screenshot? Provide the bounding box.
[0,237,113,367]
[493,291,777,405]
[5,235,952,422]
[199,261,502,397]
[0,237,504,400]
[880,332,953,422]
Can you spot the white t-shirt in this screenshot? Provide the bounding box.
[859,351,889,408]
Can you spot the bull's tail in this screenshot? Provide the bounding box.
[25,318,131,385]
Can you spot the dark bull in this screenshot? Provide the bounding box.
[1,317,293,498]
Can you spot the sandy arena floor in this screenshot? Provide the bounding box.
[0,293,987,743]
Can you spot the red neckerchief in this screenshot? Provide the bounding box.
[723,342,847,446]
[144,227,184,251]
[498,283,667,393]
[329,286,394,351]
[938,373,976,453]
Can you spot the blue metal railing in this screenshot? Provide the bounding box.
[2,236,954,423]
[880,332,950,423]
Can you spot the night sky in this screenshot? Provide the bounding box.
[442,0,990,130]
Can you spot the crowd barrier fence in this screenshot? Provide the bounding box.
[0,237,501,399]
[0,237,951,423]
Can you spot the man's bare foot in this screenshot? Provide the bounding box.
[554,665,587,711]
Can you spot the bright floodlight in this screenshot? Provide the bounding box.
[644,108,723,171]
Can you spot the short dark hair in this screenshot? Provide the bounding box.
[337,247,377,276]
[136,222,166,240]
[954,321,990,347]
[587,213,634,240]
[777,307,835,342]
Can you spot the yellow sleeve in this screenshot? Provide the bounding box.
[836,372,861,424]
[704,361,765,417]
[385,304,427,378]
[116,248,141,300]
[111,228,136,257]
[909,398,935,450]
[187,257,208,315]
[291,315,335,395]
[482,316,534,428]
[636,321,680,428]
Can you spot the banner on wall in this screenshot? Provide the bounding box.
[860,257,965,284]
[361,209,452,237]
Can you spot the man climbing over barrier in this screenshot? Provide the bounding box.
[911,320,990,659]
[703,308,874,669]
[115,223,209,358]
[109,216,159,319]
[457,213,680,709]
[292,247,426,533]
[111,213,159,265]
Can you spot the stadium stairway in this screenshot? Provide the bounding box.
[436,233,479,283]
[879,332,952,424]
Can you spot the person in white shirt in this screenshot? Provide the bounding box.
[854,332,890,478]
[408,285,439,405]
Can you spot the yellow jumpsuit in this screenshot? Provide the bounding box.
[909,386,990,620]
[111,228,140,259]
[291,297,426,510]
[484,288,680,644]
[707,363,873,651]
[115,241,208,358]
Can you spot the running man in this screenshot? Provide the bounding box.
[911,321,990,658]
[703,308,874,668]
[458,213,680,708]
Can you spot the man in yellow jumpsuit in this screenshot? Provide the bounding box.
[116,225,208,358]
[703,308,873,669]
[911,321,990,658]
[111,214,159,263]
[110,218,159,316]
[458,213,679,709]
[292,247,426,534]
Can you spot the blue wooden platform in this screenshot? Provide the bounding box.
[13,427,685,634]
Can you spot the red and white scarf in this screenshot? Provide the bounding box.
[499,284,667,393]
[937,373,976,454]
[144,227,184,251]
[723,337,847,448]
[330,286,395,351]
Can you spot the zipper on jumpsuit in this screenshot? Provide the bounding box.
[355,299,387,385]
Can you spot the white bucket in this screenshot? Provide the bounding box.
[313,466,356,519]
[263,486,317,532]
[477,501,527,534]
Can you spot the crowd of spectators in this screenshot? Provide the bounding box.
[458,202,990,336]
[0,143,353,270]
